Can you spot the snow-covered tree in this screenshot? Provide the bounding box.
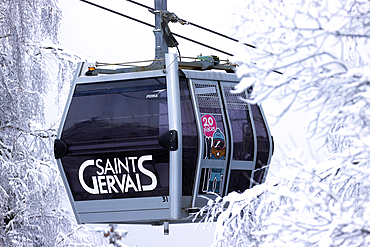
[199,0,370,246]
[0,0,100,245]
[100,224,128,247]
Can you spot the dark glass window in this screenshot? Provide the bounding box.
[228,108,254,161]
[62,77,168,147]
[179,78,198,196]
[222,85,254,161]
[227,170,251,194]
[250,104,270,185]
[60,77,170,201]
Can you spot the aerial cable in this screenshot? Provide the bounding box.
[124,0,261,51]
[126,0,154,12]
[79,0,233,56]
[80,0,154,28]
[172,33,233,56]
[186,22,258,50]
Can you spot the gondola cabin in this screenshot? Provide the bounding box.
[54,54,273,226]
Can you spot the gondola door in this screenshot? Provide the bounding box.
[189,79,231,207]
[188,74,272,208]
[218,81,272,194]
[219,82,258,193]
[55,70,173,224]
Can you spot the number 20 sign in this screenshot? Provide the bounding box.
[201,115,217,137]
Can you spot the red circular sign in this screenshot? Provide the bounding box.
[201,115,217,137]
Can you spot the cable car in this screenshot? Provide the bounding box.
[54,54,273,226]
[54,1,273,233]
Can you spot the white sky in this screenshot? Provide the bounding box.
[56,0,327,246]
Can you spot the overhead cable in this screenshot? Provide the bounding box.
[124,0,260,50]
[80,0,154,28]
[126,0,154,12]
[123,0,280,72]
[79,0,233,56]
[172,33,233,56]
[187,21,258,49]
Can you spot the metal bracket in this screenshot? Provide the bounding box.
[160,11,179,48]
[54,139,68,159]
[163,222,169,235]
[159,130,178,151]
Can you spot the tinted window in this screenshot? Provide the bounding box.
[227,170,251,194]
[179,78,198,196]
[60,77,169,201]
[250,104,270,185]
[62,77,168,145]
[222,85,254,161]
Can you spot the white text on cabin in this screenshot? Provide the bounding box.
[78,155,157,194]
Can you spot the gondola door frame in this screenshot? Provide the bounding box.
[165,53,182,220]
[55,64,174,224]
[55,62,84,223]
